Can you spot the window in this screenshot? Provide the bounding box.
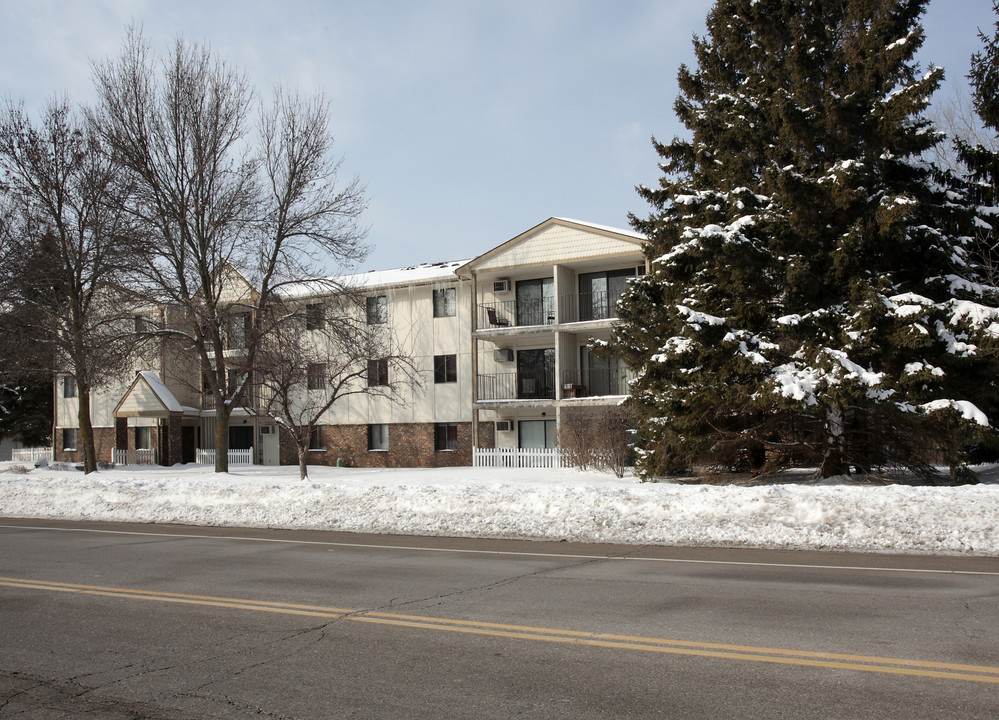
[366,295,387,324]
[135,426,152,450]
[62,376,77,398]
[580,347,632,396]
[307,363,327,390]
[519,420,557,449]
[434,354,457,383]
[578,268,638,321]
[62,428,78,451]
[134,314,149,334]
[227,312,252,349]
[309,427,325,451]
[433,287,456,318]
[435,423,458,451]
[516,277,555,326]
[368,424,389,451]
[305,303,325,331]
[368,358,389,387]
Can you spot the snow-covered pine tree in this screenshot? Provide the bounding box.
[614,0,999,481]
[958,2,999,250]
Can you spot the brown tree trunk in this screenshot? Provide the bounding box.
[78,386,98,474]
[215,403,230,473]
[297,441,309,481]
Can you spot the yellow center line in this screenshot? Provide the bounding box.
[2,576,997,684]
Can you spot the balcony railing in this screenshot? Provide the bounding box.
[478,292,622,329]
[201,384,270,411]
[559,291,621,323]
[478,371,556,401]
[559,368,630,398]
[478,300,555,329]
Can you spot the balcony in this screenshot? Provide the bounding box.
[201,383,270,411]
[478,299,555,329]
[477,292,622,330]
[559,291,622,323]
[559,368,630,399]
[478,371,556,402]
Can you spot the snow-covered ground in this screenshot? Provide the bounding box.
[1,462,997,556]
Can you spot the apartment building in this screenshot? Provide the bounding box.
[53,218,646,468]
[458,217,646,452]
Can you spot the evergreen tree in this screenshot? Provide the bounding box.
[614,0,999,481]
[958,2,999,250]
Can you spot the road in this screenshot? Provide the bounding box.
[0,519,996,719]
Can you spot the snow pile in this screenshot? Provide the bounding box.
[1,463,997,555]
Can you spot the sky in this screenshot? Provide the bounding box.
[0,0,995,273]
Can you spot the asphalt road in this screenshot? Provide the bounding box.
[0,519,996,719]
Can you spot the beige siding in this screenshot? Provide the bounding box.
[115,380,168,417]
[476,223,643,272]
[322,279,473,425]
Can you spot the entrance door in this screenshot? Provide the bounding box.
[181,426,196,464]
[260,425,280,466]
[229,426,253,449]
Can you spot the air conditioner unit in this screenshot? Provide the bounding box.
[495,420,513,432]
[494,348,514,362]
[493,279,510,293]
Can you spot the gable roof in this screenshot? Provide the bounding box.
[457,217,646,276]
[113,371,199,418]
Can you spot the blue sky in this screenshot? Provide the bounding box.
[0,1,994,272]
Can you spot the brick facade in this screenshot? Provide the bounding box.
[279,422,476,469]
[55,427,116,465]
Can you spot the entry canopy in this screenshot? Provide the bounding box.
[114,371,200,418]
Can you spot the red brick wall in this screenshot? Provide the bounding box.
[54,427,116,465]
[279,422,474,468]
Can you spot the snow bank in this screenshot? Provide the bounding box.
[1,463,997,556]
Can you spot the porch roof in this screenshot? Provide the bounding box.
[114,371,200,418]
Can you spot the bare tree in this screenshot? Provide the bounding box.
[0,97,141,473]
[254,291,419,480]
[928,88,998,175]
[91,29,367,472]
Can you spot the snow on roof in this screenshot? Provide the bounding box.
[137,370,185,413]
[282,260,471,299]
[348,259,472,289]
[552,217,647,242]
[283,220,642,299]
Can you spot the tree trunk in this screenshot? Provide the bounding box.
[215,403,230,473]
[820,403,848,478]
[297,441,309,481]
[78,386,98,474]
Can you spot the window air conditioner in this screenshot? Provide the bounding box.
[494,348,514,362]
[493,279,510,293]
[495,420,513,432]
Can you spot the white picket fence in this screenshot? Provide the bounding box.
[196,447,254,466]
[11,447,53,463]
[473,446,568,469]
[113,448,158,466]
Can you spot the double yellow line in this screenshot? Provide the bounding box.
[2,575,997,684]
